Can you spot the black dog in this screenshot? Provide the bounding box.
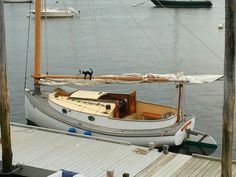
[79,68,93,80]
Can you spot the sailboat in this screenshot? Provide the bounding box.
[25,0,221,147]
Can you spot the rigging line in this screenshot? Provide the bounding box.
[117,0,176,74]
[132,0,150,7]
[61,0,67,10]
[182,84,186,112]
[43,0,49,75]
[87,0,103,67]
[151,0,223,62]
[60,0,80,73]
[95,0,131,57]
[24,2,32,89]
[170,83,177,112]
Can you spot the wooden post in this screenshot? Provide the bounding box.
[221,0,235,175]
[0,0,13,173]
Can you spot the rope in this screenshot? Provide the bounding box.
[24,2,32,89]
[60,0,68,10]
[94,0,133,65]
[87,0,102,70]
[42,0,79,76]
[132,0,150,7]
[117,0,176,74]
[64,0,80,73]
[182,84,186,114]
[57,0,81,74]
[0,165,21,175]
[129,0,223,63]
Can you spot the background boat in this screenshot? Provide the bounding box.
[150,0,212,8]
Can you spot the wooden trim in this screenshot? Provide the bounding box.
[34,0,41,85]
[141,112,162,119]
[32,74,170,82]
[181,120,192,131]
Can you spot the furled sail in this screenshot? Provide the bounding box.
[39,72,223,86]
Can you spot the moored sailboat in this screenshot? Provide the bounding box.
[25,0,220,148]
[150,0,212,8]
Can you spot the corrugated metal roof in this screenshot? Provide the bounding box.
[1,123,236,177]
[7,123,163,176]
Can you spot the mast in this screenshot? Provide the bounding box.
[34,0,41,94]
[0,0,13,172]
[176,83,183,122]
[221,0,235,175]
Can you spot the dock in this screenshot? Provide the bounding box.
[1,123,235,177]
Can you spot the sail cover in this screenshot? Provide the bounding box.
[39,73,223,86]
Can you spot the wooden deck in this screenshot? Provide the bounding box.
[135,153,236,176]
[1,123,235,177]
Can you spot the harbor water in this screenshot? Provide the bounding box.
[4,0,235,158]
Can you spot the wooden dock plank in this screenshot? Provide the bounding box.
[202,161,220,177]
[188,159,211,177]
[135,153,177,177]
[161,154,192,176]
[215,172,221,177]
[206,162,221,177]
[232,165,236,176]
[168,157,194,177]
[173,158,201,177]
[195,160,216,177]
[182,159,207,177]
[170,157,195,177]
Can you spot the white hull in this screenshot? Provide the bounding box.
[25,90,195,147]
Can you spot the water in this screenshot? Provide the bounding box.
[3,0,234,159]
